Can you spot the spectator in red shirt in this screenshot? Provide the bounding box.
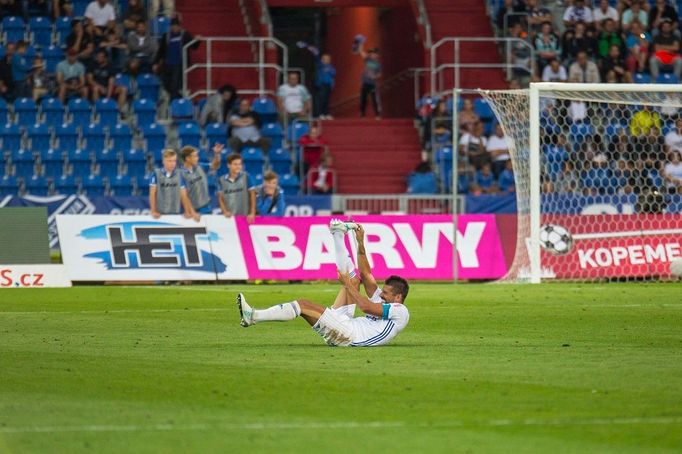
[308,153,335,194]
[298,123,328,175]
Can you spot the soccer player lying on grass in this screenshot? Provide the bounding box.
[236,219,410,347]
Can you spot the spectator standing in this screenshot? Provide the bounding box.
[150,0,174,17]
[126,20,157,72]
[87,49,127,111]
[153,17,199,100]
[593,0,620,30]
[314,52,336,119]
[228,98,271,154]
[568,50,601,83]
[217,153,256,223]
[649,19,682,80]
[11,41,34,98]
[56,48,87,102]
[255,171,286,217]
[487,123,512,178]
[542,58,568,81]
[563,0,593,29]
[200,84,237,126]
[84,0,116,38]
[180,144,221,217]
[149,149,195,219]
[277,71,311,122]
[496,0,522,32]
[356,42,382,118]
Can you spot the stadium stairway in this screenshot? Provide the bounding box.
[322,119,422,194]
[424,0,507,90]
[175,0,267,95]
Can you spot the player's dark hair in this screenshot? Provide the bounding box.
[180,146,198,161]
[227,153,242,164]
[385,275,409,302]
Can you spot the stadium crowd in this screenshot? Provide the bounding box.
[414,0,682,198]
[0,0,335,201]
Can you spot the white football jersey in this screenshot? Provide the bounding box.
[349,288,410,347]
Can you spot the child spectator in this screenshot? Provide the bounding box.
[625,20,651,73]
[298,123,328,175]
[407,161,437,194]
[475,163,497,194]
[255,171,286,217]
[498,160,516,193]
[11,41,34,98]
[30,56,49,101]
[309,153,336,194]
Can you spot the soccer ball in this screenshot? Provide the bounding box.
[540,224,573,255]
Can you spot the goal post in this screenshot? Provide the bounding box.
[478,82,682,283]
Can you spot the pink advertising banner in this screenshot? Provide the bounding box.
[234,215,508,281]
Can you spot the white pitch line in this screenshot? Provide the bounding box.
[1,416,680,434]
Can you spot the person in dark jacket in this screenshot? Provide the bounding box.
[153,16,199,99]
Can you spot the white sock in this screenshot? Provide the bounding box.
[332,231,356,277]
[252,301,301,323]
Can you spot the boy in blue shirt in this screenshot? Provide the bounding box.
[255,171,286,217]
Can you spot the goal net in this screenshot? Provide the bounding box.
[479,83,682,282]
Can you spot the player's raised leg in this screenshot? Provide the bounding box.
[237,293,327,327]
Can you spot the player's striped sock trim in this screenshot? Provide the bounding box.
[291,301,301,317]
[350,321,395,347]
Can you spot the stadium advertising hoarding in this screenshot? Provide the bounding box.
[56,215,249,281]
[0,265,72,288]
[56,215,509,281]
[541,214,682,279]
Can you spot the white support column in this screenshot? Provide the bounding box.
[528,84,541,283]
[452,88,460,283]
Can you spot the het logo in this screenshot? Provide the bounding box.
[107,225,208,268]
[0,269,44,287]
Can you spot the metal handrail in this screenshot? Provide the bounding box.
[413,0,433,49]
[429,37,534,97]
[182,36,288,100]
[257,0,273,37]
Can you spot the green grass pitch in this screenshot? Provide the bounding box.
[1,283,682,453]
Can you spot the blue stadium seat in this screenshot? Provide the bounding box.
[407,172,437,194]
[54,174,79,194]
[251,97,278,123]
[280,173,300,196]
[82,123,106,153]
[40,97,65,128]
[289,122,309,143]
[137,73,160,102]
[177,122,201,148]
[140,123,166,155]
[132,98,156,126]
[11,148,35,176]
[261,122,284,149]
[28,16,52,47]
[205,122,228,147]
[24,174,49,196]
[1,123,23,152]
[2,16,26,43]
[474,98,495,122]
[14,98,38,127]
[72,0,89,16]
[0,98,8,123]
[114,73,132,94]
[0,174,20,195]
[137,173,151,196]
[152,16,170,36]
[82,173,105,196]
[657,73,679,84]
[170,98,195,125]
[634,73,651,84]
[95,98,119,128]
[435,146,453,188]
[39,147,64,179]
[55,122,79,151]
[242,147,265,175]
[109,173,134,196]
[42,45,64,74]
[67,148,92,175]
[95,148,120,177]
[67,98,92,129]
[252,172,264,187]
[54,17,71,47]
[122,148,148,179]
[27,122,51,151]
[268,148,292,175]
[109,123,132,152]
